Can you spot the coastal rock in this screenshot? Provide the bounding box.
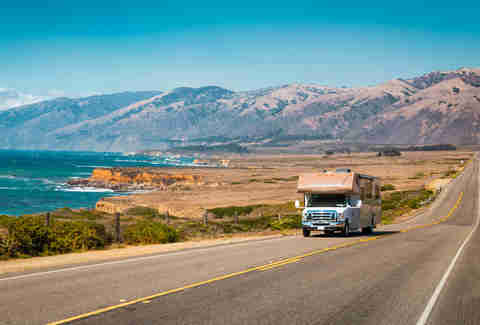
[68,167,203,192]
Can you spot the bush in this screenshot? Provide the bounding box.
[123,221,178,245]
[270,215,302,230]
[0,236,8,260]
[443,169,458,178]
[207,205,264,219]
[48,221,109,254]
[0,215,14,228]
[7,216,51,257]
[5,216,110,257]
[381,184,396,191]
[381,189,435,224]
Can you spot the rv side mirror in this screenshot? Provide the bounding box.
[295,200,300,209]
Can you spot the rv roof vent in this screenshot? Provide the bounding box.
[335,168,352,173]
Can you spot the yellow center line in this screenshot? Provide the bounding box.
[400,192,463,233]
[47,191,465,325]
[258,258,302,271]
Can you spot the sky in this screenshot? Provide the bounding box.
[1,0,479,100]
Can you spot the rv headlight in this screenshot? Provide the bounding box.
[304,212,312,221]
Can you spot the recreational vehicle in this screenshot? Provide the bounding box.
[295,169,381,237]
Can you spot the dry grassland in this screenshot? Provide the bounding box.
[101,151,473,219]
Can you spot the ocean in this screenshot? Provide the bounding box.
[0,150,193,216]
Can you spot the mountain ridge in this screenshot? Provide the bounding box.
[1,68,479,151]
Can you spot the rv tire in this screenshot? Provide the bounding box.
[343,222,350,237]
[362,226,373,234]
[303,228,311,237]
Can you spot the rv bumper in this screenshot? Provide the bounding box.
[303,223,345,231]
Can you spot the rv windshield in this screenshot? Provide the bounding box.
[307,194,347,207]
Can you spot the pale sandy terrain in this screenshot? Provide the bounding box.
[99,151,473,218]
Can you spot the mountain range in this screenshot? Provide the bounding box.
[1,68,479,152]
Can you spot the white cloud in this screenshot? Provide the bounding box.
[0,88,53,111]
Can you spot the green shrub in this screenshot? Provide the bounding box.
[5,216,109,257]
[270,215,302,230]
[410,172,426,179]
[123,221,178,245]
[443,169,458,178]
[237,215,272,231]
[7,216,51,257]
[381,189,435,224]
[263,180,276,184]
[0,236,8,260]
[0,215,14,228]
[48,221,109,254]
[207,205,264,219]
[271,176,298,182]
[380,184,396,191]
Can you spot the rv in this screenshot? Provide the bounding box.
[295,169,381,237]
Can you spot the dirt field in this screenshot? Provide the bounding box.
[99,151,473,218]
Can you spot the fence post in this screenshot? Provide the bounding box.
[234,211,239,224]
[46,212,51,227]
[166,210,170,224]
[115,212,121,243]
[203,211,208,226]
[278,213,281,221]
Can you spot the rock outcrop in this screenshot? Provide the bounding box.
[68,167,203,192]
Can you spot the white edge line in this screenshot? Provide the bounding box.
[416,157,479,325]
[0,236,291,282]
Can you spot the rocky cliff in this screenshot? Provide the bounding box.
[68,167,203,192]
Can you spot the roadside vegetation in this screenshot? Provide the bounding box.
[0,202,301,260]
[0,215,110,259]
[381,189,436,224]
[380,184,396,191]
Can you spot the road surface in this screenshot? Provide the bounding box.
[0,156,478,325]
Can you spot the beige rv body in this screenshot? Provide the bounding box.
[297,171,381,236]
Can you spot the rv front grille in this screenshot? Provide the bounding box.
[311,211,337,222]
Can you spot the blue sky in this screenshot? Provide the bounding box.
[1,0,479,97]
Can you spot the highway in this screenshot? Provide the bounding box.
[1,156,478,325]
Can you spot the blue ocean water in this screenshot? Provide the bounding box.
[0,150,192,216]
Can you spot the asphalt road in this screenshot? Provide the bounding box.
[1,157,478,325]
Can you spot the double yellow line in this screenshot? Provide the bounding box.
[401,192,463,233]
[48,191,465,325]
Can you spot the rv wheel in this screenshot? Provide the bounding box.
[303,228,311,237]
[362,226,372,234]
[343,222,350,237]
[362,217,374,234]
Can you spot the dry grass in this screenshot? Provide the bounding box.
[98,151,473,219]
